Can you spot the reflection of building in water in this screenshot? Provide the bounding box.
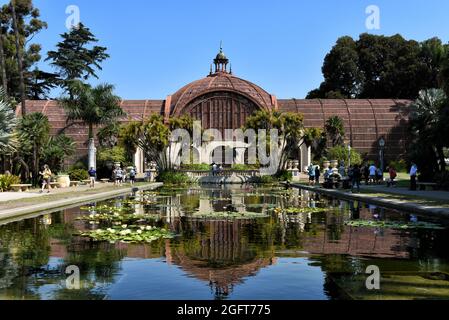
[299,206,412,259]
[169,218,276,299]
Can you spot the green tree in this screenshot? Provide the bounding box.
[122,114,195,171]
[303,127,327,161]
[0,86,15,154]
[307,34,445,99]
[26,68,58,99]
[244,110,304,172]
[327,145,362,166]
[320,36,363,98]
[118,121,143,163]
[325,116,345,147]
[59,83,125,170]
[46,23,109,96]
[0,1,49,105]
[41,134,76,173]
[17,112,50,184]
[408,89,448,179]
[97,121,120,148]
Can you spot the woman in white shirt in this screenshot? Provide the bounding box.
[409,163,418,191]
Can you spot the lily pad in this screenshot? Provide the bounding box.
[345,220,445,230]
[78,225,174,243]
[190,211,269,220]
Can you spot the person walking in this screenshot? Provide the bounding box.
[363,165,370,185]
[88,167,97,188]
[116,167,123,187]
[351,165,361,193]
[376,167,384,185]
[129,167,136,185]
[410,163,418,191]
[307,164,316,186]
[315,165,321,185]
[39,165,52,193]
[368,163,377,185]
[211,162,217,176]
[387,166,397,187]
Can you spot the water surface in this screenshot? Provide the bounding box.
[1,185,449,300]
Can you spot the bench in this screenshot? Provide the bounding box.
[70,181,81,187]
[417,182,438,191]
[100,179,110,183]
[10,184,32,192]
[49,182,61,189]
[82,179,91,185]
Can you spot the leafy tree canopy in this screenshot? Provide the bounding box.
[307,34,448,99]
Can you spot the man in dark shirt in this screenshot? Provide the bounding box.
[351,165,361,193]
[315,166,321,185]
[88,167,97,188]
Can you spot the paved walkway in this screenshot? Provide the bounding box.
[0,182,121,203]
[0,183,163,223]
[292,183,449,218]
[360,185,449,201]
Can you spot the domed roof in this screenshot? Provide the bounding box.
[215,51,228,61]
[169,72,274,116]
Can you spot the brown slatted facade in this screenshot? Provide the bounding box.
[22,91,410,162]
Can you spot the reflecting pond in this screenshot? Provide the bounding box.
[1,184,449,300]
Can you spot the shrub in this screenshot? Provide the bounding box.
[181,163,210,171]
[0,174,21,192]
[70,160,87,170]
[276,170,293,181]
[157,171,191,185]
[388,159,407,172]
[69,169,89,182]
[435,171,449,190]
[327,146,362,166]
[232,164,259,170]
[97,146,127,164]
[259,175,276,184]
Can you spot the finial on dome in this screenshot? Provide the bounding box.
[213,41,229,74]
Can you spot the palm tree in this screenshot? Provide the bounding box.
[325,116,345,147]
[0,87,15,154]
[410,88,447,173]
[60,83,125,169]
[17,112,50,185]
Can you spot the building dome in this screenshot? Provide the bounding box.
[169,72,274,117]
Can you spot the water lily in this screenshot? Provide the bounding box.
[121,224,128,229]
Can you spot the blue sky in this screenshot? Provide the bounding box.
[21,0,449,99]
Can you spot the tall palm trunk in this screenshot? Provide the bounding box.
[10,1,27,115]
[0,22,8,93]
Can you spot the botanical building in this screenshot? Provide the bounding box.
[20,48,411,173]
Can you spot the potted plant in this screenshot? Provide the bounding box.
[322,157,330,171]
[56,172,71,188]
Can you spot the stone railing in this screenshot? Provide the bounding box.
[177,170,261,184]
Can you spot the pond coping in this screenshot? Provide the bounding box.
[291,183,449,218]
[0,183,163,224]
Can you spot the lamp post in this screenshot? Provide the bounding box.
[348,145,352,168]
[379,137,386,173]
